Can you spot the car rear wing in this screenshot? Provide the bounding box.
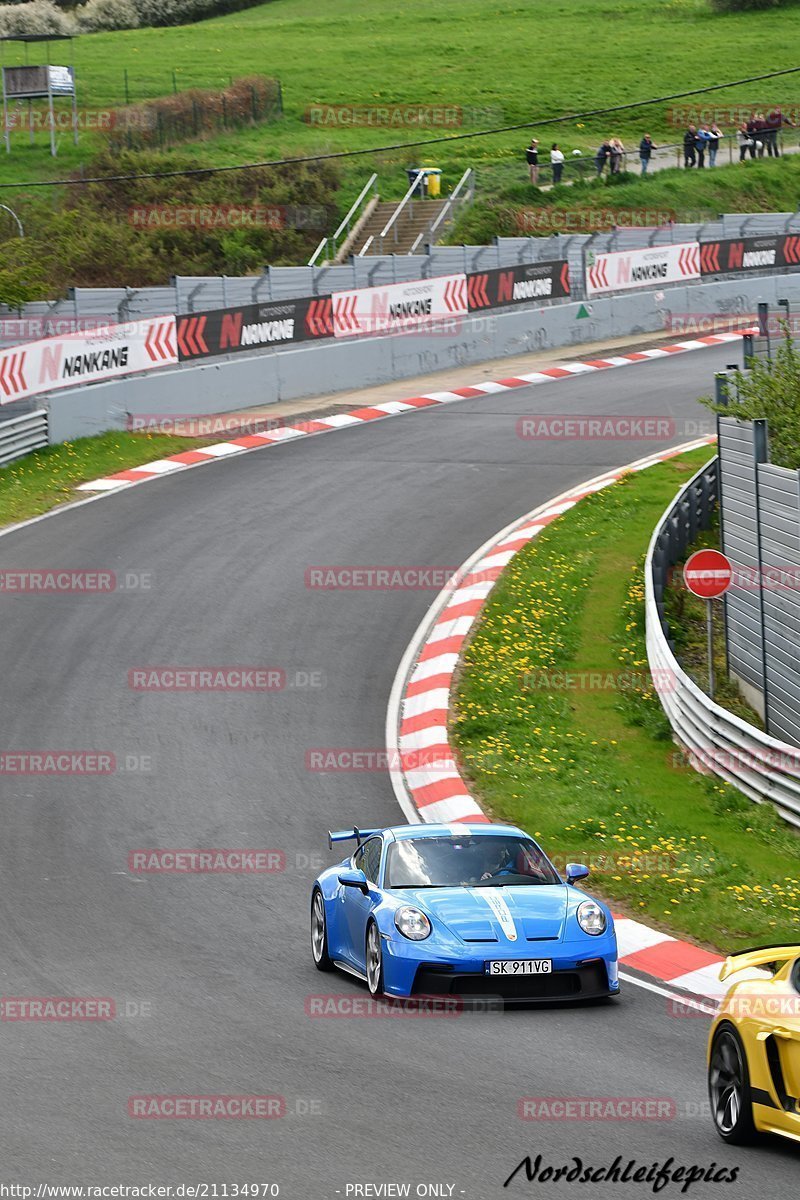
[719,943,800,981]
[328,827,382,849]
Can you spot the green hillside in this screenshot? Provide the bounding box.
[1,0,799,189]
[1,0,799,294]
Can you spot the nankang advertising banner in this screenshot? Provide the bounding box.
[0,316,177,405]
[466,260,570,310]
[175,297,332,361]
[332,274,468,339]
[700,234,800,275]
[585,243,700,297]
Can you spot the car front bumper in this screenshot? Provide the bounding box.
[380,931,619,1001]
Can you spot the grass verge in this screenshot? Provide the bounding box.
[448,155,800,244]
[663,518,763,728]
[0,431,207,527]
[451,447,800,950]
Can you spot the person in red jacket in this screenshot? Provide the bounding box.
[765,107,796,157]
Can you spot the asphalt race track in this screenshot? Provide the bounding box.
[1,342,797,1196]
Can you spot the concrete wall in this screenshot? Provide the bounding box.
[46,272,800,444]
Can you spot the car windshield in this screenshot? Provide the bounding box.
[386,835,561,889]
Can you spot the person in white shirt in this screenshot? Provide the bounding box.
[550,143,565,183]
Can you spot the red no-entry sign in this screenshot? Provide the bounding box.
[683,549,733,599]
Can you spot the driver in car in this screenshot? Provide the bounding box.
[480,843,518,880]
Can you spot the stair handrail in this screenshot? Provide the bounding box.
[408,167,474,255]
[378,169,426,254]
[309,173,379,265]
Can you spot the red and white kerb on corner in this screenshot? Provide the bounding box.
[390,439,752,1002]
[77,330,747,494]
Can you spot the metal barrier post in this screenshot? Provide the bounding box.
[752,419,771,732]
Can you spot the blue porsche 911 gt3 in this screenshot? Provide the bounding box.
[310,822,619,1002]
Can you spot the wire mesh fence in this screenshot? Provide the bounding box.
[107,76,282,151]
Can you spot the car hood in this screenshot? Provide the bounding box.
[399,885,571,945]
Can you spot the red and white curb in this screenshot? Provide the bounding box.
[75,332,746,493]
[384,437,755,1003]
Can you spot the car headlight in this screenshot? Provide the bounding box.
[394,906,432,940]
[577,900,607,936]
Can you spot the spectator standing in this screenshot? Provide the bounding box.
[525,138,539,185]
[695,124,710,168]
[766,107,795,157]
[684,124,697,167]
[707,122,723,167]
[594,140,611,176]
[609,137,624,173]
[639,133,655,174]
[550,143,565,184]
[737,122,754,162]
[748,113,766,157]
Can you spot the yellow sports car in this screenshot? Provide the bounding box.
[708,944,800,1145]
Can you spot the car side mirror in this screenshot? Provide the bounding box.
[338,868,369,894]
[566,863,590,885]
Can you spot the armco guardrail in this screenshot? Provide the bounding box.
[0,409,47,466]
[646,457,800,828]
[3,208,800,327]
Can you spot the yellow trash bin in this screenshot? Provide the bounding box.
[424,167,442,197]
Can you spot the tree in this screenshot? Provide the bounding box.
[702,324,800,469]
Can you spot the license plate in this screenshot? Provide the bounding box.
[485,959,552,976]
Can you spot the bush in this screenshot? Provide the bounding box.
[709,0,781,9]
[129,0,266,25]
[0,0,76,34]
[702,326,800,468]
[108,76,281,150]
[77,0,138,30]
[0,147,341,294]
[0,237,53,309]
[0,0,265,36]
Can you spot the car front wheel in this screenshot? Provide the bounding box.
[311,889,333,972]
[365,922,384,997]
[708,1024,758,1144]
